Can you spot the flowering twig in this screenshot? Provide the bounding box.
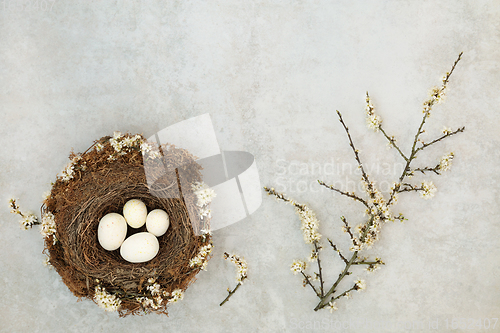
[9,198,40,230]
[220,252,248,306]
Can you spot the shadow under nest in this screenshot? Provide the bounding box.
[42,135,211,316]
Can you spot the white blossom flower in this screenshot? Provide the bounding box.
[122,136,135,147]
[366,114,382,131]
[42,257,52,268]
[140,142,152,153]
[420,181,437,200]
[94,286,121,312]
[42,191,51,201]
[20,213,38,230]
[290,260,306,275]
[168,289,184,304]
[199,206,212,219]
[192,182,216,207]
[147,282,161,296]
[328,301,338,313]
[136,296,162,310]
[60,155,83,182]
[308,249,318,262]
[355,279,366,291]
[438,152,454,172]
[95,143,104,152]
[442,126,452,135]
[61,163,75,181]
[149,150,161,159]
[366,264,380,273]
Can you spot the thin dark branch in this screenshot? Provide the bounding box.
[328,238,348,264]
[416,127,465,153]
[336,110,374,196]
[317,180,369,208]
[340,216,356,244]
[413,165,441,175]
[220,281,244,306]
[301,271,320,297]
[314,241,324,297]
[379,125,408,161]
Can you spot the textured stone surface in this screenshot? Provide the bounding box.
[1,1,499,332]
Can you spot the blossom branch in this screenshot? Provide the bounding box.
[314,215,374,311]
[220,252,248,306]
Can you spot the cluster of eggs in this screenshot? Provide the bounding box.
[97,199,170,263]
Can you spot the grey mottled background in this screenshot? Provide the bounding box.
[1,1,499,332]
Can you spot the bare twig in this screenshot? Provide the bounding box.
[328,238,348,264]
[317,180,369,208]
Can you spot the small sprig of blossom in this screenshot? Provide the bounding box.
[420,181,437,200]
[60,155,84,182]
[168,289,184,304]
[135,278,167,311]
[365,94,382,131]
[146,278,161,296]
[107,132,147,160]
[295,205,321,244]
[9,198,39,230]
[192,182,216,207]
[192,182,216,224]
[94,285,121,312]
[40,211,57,243]
[422,73,449,116]
[438,152,454,172]
[136,296,163,310]
[224,252,248,284]
[189,243,213,270]
[290,260,306,275]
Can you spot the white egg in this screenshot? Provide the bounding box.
[98,213,128,251]
[146,209,170,237]
[123,199,148,228]
[120,232,160,263]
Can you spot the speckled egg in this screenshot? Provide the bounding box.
[146,209,170,237]
[123,199,148,228]
[97,213,128,251]
[120,232,160,263]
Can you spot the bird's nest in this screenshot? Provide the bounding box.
[42,133,212,316]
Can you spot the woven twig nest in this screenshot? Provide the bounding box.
[42,133,213,316]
